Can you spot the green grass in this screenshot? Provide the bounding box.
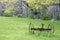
[0,17,60,40]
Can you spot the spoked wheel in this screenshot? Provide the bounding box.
[29,23,34,33]
[48,24,54,33]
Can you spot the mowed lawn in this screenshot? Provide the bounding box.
[0,17,60,40]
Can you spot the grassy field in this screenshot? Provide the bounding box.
[0,17,60,40]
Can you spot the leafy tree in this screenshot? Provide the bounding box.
[27,0,59,10]
[27,0,59,19]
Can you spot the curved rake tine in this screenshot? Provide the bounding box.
[29,22,32,32]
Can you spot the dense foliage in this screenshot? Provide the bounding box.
[0,0,60,20]
[27,0,59,9]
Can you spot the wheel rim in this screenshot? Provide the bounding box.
[48,24,54,33]
[29,23,34,32]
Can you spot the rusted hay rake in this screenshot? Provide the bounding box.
[29,23,54,34]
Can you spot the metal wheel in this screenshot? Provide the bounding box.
[48,24,54,33]
[29,23,34,33]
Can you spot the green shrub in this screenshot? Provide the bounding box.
[42,14,52,20]
[55,14,60,20]
[30,13,34,19]
[4,13,13,17]
[29,9,34,19]
[4,7,15,17]
[17,14,23,17]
